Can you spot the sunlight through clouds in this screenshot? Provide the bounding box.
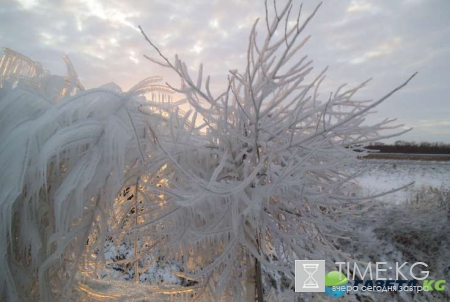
[75,0,140,31]
[76,16,83,31]
[209,19,219,28]
[190,41,204,54]
[15,0,38,9]
[351,37,402,64]
[128,50,139,64]
[1,0,449,142]
[347,1,373,13]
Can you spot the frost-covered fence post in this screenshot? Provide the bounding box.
[139,0,416,299]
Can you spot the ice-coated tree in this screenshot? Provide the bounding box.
[0,1,416,301]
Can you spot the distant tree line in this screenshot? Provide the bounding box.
[366,141,450,154]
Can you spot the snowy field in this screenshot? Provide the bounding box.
[75,159,450,301]
[347,159,450,203]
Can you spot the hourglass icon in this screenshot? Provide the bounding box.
[295,260,325,292]
[302,263,319,288]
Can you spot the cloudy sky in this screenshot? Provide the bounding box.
[1,0,449,142]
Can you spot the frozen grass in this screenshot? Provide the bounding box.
[265,163,450,302]
[347,160,450,204]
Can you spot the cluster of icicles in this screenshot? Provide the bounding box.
[0,1,416,300]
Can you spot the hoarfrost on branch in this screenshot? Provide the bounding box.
[0,1,416,301]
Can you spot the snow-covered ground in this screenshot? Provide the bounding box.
[347,159,450,203]
[81,159,450,301]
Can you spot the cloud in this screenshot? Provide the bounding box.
[347,1,374,13]
[1,0,449,142]
[417,119,450,128]
[16,0,39,9]
[350,37,402,64]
